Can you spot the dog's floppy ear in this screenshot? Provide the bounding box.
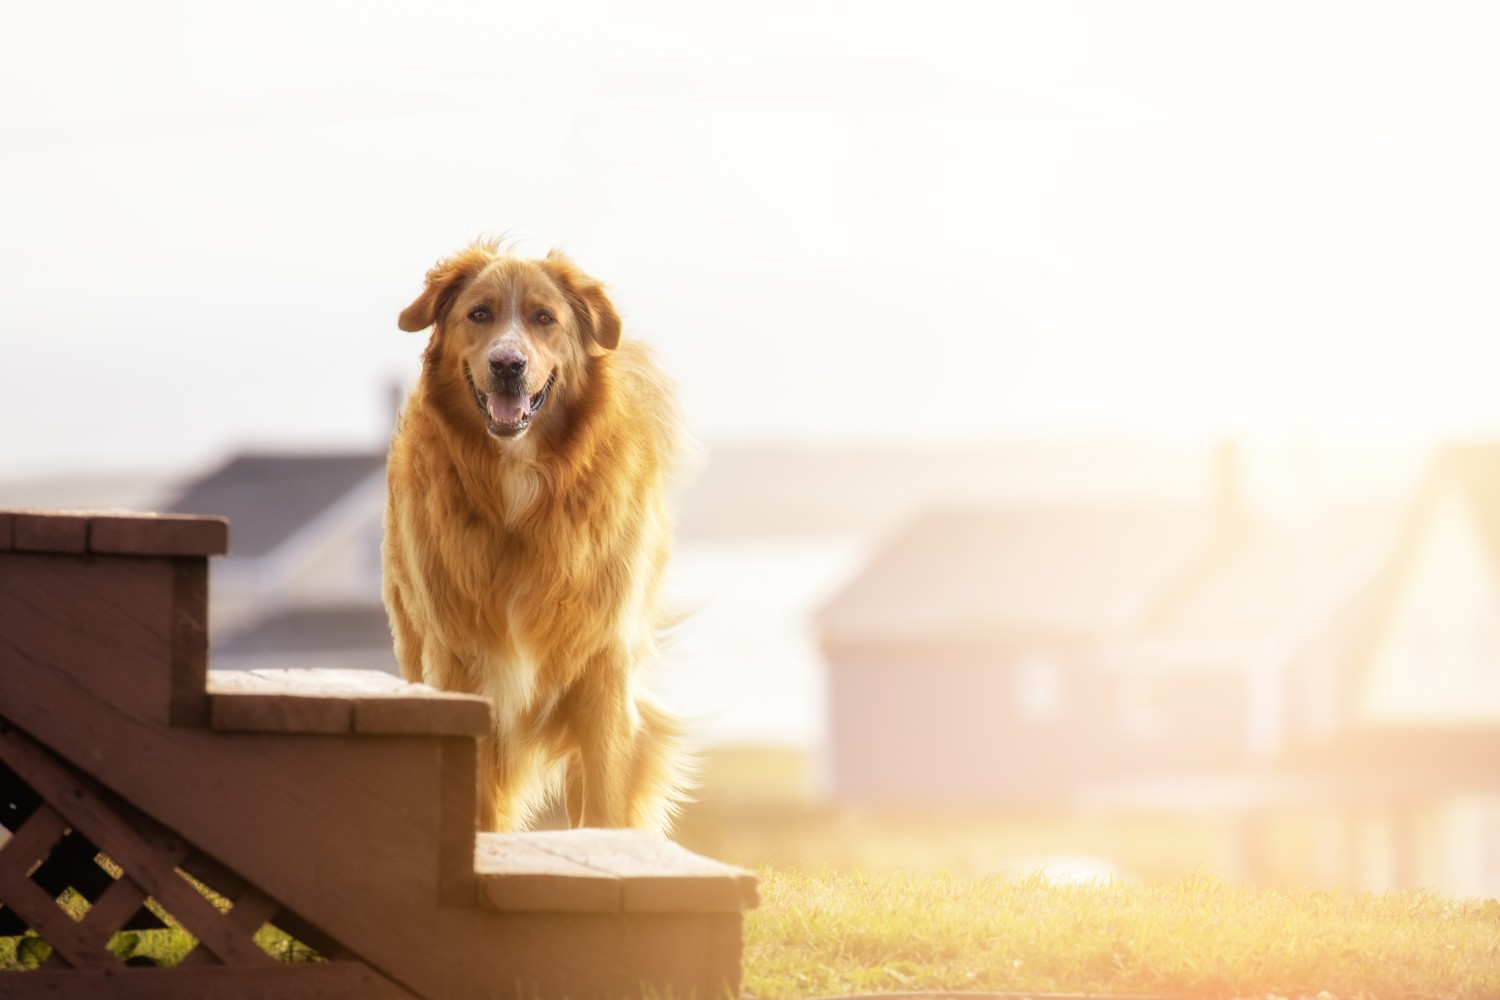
[398,243,497,332]
[544,251,621,351]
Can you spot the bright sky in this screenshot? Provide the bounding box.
[4,1,1499,477]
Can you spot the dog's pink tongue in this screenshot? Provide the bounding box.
[487,392,528,425]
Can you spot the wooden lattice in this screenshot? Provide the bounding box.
[0,722,320,972]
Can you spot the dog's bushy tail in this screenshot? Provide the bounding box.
[628,691,700,836]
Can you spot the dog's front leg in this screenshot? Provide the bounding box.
[564,751,586,828]
[562,657,634,828]
[383,580,425,684]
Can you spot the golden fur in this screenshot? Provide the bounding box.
[382,240,692,833]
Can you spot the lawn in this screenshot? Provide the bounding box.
[4,860,1498,998]
[746,867,1500,1000]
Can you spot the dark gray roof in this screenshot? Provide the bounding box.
[166,452,384,559]
[214,604,397,660]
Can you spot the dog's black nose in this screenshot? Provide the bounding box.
[489,351,527,378]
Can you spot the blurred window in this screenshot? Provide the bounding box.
[1012,650,1068,725]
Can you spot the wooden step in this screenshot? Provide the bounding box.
[0,510,223,729]
[0,510,758,999]
[477,828,759,914]
[465,830,756,999]
[207,668,491,736]
[0,508,229,558]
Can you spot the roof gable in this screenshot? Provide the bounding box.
[1306,444,1500,734]
[167,452,385,559]
[1138,502,1397,651]
[1357,486,1500,724]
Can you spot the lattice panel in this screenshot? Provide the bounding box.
[0,722,327,971]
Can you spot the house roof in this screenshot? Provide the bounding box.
[1137,503,1398,651]
[1439,442,1500,569]
[166,451,385,559]
[672,442,1210,541]
[1341,443,1500,690]
[1277,443,1500,761]
[818,502,1214,645]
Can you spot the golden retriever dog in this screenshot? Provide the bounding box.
[382,240,692,833]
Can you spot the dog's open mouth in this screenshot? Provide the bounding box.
[464,363,556,438]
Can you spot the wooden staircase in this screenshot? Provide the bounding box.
[0,509,757,999]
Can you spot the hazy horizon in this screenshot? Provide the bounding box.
[7,2,1500,479]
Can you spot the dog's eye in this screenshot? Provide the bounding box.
[534,310,555,327]
[468,306,492,323]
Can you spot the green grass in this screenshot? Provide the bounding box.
[6,861,1498,997]
[745,867,1500,1000]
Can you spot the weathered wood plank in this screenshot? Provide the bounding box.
[0,510,228,557]
[438,737,478,907]
[226,887,281,937]
[206,702,352,735]
[473,910,746,1000]
[353,696,491,737]
[245,668,409,695]
[0,802,69,877]
[0,553,175,725]
[519,828,759,913]
[474,834,621,913]
[89,514,229,558]
[0,961,418,999]
[285,668,490,737]
[168,558,210,727]
[10,512,88,554]
[78,874,152,951]
[207,672,352,735]
[205,670,490,737]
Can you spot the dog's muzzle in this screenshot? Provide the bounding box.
[464,362,555,438]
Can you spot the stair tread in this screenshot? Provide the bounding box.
[0,508,228,556]
[475,829,759,914]
[207,668,492,736]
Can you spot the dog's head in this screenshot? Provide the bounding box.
[398,242,621,441]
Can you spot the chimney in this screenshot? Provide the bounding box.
[388,380,408,439]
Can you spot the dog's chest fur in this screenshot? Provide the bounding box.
[393,431,661,699]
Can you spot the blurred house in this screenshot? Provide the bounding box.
[166,451,396,674]
[819,445,1500,895]
[1276,444,1500,896]
[161,442,1209,750]
[819,499,1224,804]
